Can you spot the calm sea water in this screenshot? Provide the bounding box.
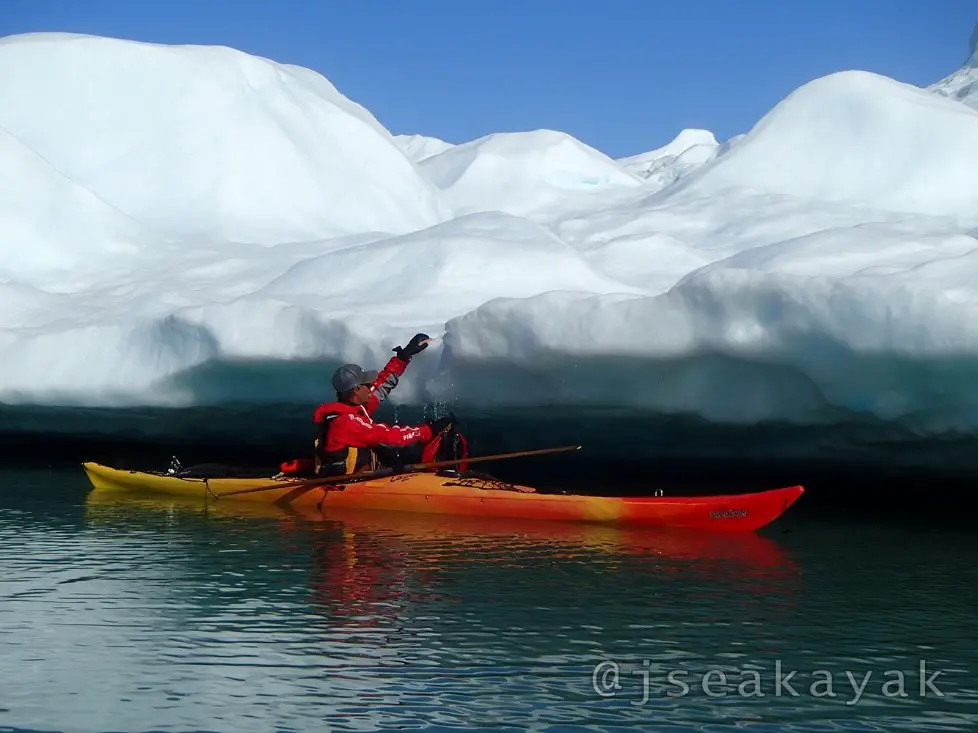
[1,467,977,732]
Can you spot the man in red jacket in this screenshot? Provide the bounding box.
[308,333,465,477]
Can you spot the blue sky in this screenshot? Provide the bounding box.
[3,0,975,158]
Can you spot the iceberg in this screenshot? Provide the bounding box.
[416,129,645,218]
[394,133,456,163]
[3,29,978,474]
[0,32,452,243]
[929,21,978,110]
[617,128,721,190]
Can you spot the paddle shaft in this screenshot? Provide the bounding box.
[214,444,581,498]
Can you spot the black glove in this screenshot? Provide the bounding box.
[393,332,430,361]
[428,413,455,436]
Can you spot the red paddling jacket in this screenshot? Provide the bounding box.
[312,355,434,476]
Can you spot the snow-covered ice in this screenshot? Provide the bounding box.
[417,129,645,218]
[929,21,978,110]
[617,128,720,190]
[3,28,978,469]
[394,133,456,163]
[0,32,452,244]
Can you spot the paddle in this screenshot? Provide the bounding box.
[214,444,582,498]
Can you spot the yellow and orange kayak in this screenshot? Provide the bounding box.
[81,461,803,532]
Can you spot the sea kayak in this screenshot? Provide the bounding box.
[81,461,804,532]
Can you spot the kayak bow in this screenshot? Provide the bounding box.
[80,461,803,532]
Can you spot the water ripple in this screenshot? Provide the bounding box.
[0,476,976,732]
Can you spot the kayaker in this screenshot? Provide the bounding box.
[279,333,468,478]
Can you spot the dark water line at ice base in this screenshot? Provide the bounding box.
[3,402,978,524]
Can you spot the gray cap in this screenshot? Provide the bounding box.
[332,363,378,393]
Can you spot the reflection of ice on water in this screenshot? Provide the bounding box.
[9,486,975,733]
[3,533,198,732]
[1,503,411,733]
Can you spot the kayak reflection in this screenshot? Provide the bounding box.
[302,508,802,623]
[83,489,801,624]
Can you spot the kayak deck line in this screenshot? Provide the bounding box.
[80,461,804,533]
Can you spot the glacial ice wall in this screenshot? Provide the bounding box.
[3,31,978,471]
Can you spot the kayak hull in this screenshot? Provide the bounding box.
[80,462,804,532]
